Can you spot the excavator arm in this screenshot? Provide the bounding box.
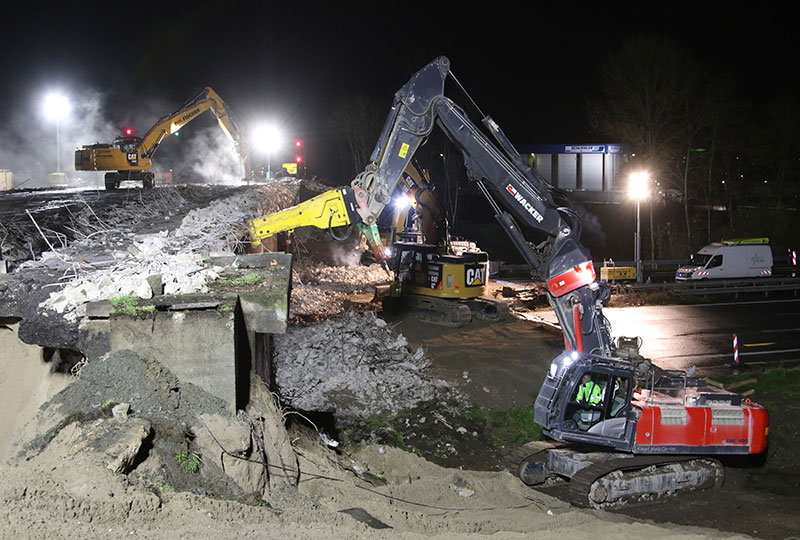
[344,57,612,355]
[248,56,611,355]
[391,161,449,247]
[139,87,251,176]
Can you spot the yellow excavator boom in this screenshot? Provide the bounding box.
[249,188,358,246]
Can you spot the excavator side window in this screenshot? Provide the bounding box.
[562,372,631,439]
[563,372,609,432]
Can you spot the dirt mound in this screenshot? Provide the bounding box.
[8,349,299,507]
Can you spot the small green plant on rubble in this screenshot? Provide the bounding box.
[109,296,156,316]
[109,295,138,316]
[175,450,202,473]
[156,481,173,493]
[217,273,263,287]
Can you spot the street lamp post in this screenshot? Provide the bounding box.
[43,93,70,173]
[629,172,649,284]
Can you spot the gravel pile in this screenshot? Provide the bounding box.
[273,311,454,426]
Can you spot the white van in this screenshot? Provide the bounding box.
[675,239,773,281]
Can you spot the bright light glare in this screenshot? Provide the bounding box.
[393,194,414,209]
[43,93,70,122]
[251,124,283,155]
[629,171,649,200]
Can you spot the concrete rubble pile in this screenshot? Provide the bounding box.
[299,263,392,288]
[273,311,458,426]
[290,263,391,320]
[26,184,294,321]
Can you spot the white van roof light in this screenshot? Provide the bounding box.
[721,237,769,245]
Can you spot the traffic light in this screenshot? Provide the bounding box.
[294,139,305,177]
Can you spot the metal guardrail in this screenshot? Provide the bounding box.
[496,258,800,298]
[619,277,800,297]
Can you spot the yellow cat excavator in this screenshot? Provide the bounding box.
[248,162,507,326]
[75,87,250,190]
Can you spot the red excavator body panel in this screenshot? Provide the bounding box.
[632,395,768,455]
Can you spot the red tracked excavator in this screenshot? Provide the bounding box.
[275,56,768,508]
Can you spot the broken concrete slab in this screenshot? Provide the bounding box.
[78,319,111,362]
[110,310,238,411]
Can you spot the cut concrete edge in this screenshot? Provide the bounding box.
[207,252,292,269]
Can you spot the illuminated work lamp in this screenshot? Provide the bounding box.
[43,92,70,172]
[628,171,650,283]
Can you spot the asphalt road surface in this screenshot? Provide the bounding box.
[536,299,800,374]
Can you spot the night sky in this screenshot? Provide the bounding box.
[0,1,797,181]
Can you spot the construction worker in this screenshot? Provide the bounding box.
[576,374,602,405]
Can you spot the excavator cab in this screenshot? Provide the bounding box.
[561,370,633,438]
[114,136,142,154]
[535,353,639,452]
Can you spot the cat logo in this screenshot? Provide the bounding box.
[465,265,485,287]
[126,153,138,165]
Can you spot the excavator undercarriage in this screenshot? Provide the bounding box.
[508,441,724,509]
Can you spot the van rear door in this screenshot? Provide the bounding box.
[745,245,773,277]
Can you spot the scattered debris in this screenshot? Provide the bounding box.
[273,311,456,426]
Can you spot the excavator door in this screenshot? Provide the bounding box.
[538,357,638,452]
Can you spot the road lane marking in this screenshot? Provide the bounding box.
[686,299,800,308]
[657,347,800,360]
[743,342,776,347]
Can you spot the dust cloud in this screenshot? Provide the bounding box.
[0,87,118,188]
[180,126,245,184]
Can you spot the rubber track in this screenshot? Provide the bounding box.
[408,295,473,327]
[567,455,721,508]
[503,441,566,483]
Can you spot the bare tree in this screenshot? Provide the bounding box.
[328,94,386,177]
[753,93,800,206]
[588,34,719,253]
[588,35,696,167]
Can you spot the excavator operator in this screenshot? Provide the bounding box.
[576,374,603,405]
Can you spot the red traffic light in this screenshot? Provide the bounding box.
[125,128,133,136]
[295,140,302,148]
[295,155,303,163]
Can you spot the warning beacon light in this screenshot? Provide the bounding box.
[295,139,302,148]
[125,128,133,136]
